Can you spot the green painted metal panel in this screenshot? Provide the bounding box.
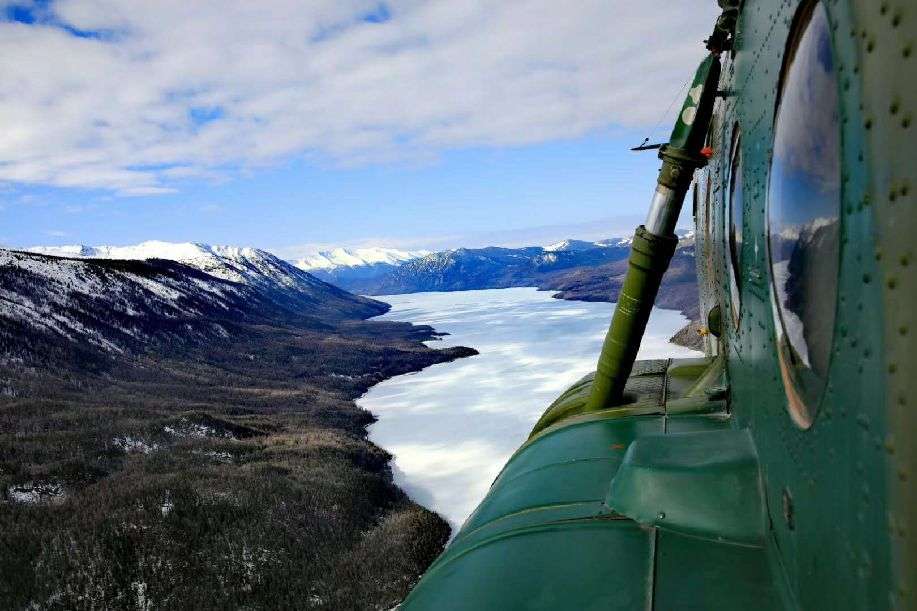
[531,360,669,435]
[497,416,664,487]
[607,429,766,545]
[654,530,782,610]
[402,522,653,611]
[462,458,622,533]
[444,502,609,560]
[696,0,914,606]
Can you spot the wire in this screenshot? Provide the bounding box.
[644,73,694,145]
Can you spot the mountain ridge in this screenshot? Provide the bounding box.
[27,240,383,321]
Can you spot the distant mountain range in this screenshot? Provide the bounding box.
[295,232,698,320]
[23,232,699,348]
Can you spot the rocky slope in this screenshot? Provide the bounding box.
[0,248,475,609]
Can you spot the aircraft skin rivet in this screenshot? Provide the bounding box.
[884,436,895,454]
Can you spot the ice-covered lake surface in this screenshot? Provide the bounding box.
[360,287,699,531]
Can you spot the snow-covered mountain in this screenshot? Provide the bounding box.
[544,238,619,252]
[32,241,312,290]
[27,240,382,320]
[307,232,698,311]
[293,246,429,292]
[1,245,390,368]
[543,239,605,252]
[1,249,256,355]
[294,247,429,271]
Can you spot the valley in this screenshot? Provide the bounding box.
[0,248,474,609]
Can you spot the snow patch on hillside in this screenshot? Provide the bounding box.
[294,247,429,271]
[0,249,248,353]
[28,240,327,294]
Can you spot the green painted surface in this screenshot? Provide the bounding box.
[654,530,783,611]
[403,521,653,611]
[586,227,679,409]
[531,359,669,435]
[697,0,915,606]
[607,429,765,545]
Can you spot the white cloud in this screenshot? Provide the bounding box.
[0,1,718,194]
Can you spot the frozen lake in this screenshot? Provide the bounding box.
[359,287,699,531]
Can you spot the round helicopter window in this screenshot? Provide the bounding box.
[728,131,743,328]
[767,1,840,429]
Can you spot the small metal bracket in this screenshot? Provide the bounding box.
[631,138,665,152]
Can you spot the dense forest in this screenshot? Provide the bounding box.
[0,251,475,609]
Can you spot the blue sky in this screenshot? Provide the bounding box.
[0,0,716,257]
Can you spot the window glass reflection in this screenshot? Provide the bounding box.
[728,140,743,327]
[767,2,840,426]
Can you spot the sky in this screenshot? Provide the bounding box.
[0,0,718,257]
